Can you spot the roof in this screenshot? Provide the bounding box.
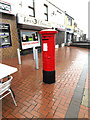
[65,13,74,20]
[46,0,74,20]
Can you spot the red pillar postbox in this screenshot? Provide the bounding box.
[39,29,58,84]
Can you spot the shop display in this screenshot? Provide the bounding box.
[0,23,11,48]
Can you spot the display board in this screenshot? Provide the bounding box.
[20,30,40,49]
[0,23,12,48]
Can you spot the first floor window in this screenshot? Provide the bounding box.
[28,0,35,17]
[44,4,48,21]
[67,16,72,26]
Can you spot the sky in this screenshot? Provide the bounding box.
[49,0,89,37]
[4,0,89,37]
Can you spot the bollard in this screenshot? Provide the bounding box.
[17,48,21,64]
[35,49,39,69]
[33,46,36,60]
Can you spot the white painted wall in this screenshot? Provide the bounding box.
[16,0,65,28]
[47,3,65,26]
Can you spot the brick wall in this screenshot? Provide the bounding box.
[0,13,19,60]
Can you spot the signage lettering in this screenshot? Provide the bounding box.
[33,19,37,24]
[19,14,51,28]
[0,2,11,12]
[22,41,39,45]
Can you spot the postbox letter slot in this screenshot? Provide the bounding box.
[42,39,49,40]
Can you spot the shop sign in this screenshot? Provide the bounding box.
[22,41,40,49]
[0,23,12,48]
[18,14,52,28]
[0,0,14,14]
[66,28,74,33]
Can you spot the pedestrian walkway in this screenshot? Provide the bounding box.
[1,46,89,119]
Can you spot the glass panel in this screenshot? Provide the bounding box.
[67,17,72,26]
[0,33,10,46]
[44,5,48,13]
[0,24,11,48]
[21,31,38,42]
[67,17,70,25]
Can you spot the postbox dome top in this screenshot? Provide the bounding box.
[39,29,58,34]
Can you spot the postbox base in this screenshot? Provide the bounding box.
[43,70,55,84]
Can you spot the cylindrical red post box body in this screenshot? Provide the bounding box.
[39,29,58,84]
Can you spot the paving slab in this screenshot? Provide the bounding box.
[1,46,88,119]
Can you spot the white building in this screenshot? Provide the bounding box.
[15,0,65,54]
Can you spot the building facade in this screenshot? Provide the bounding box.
[16,0,51,54]
[0,0,85,59]
[0,0,66,58]
[46,0,65,47]
[65,13,74,45]
[0,0,19,59]
[16,0,65,54]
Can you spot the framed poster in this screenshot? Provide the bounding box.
[0,23,12,48]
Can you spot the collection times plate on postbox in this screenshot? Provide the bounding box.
[43,43,48,51]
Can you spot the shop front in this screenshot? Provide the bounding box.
[0,0,19,59]
[19,28,41,55]
[74,32,77,42]
[66,28,74,44]
[17,14,52,55]
[51,23,65,48]
[55,27,65,47]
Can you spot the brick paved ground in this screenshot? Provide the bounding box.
[1,46,89,119]
[78,75,89,119]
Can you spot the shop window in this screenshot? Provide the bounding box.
[0,23,12,48]
[20,30,40,50]
[21,31,38,42]
[28,0,35,17]
[44,4,48,21]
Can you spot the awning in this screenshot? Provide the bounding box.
[18,23,51,31]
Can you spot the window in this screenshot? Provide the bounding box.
[28,0,35,17]
[0,23,12,48]
[21,30,38,42]
[20,30,40,49]
[67,16,72,26]
[44,4,48,21]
